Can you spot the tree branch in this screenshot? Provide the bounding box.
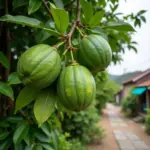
[76,0,80,24]
[4,0,13,116]
[68,0,80,49]
[42,0,52,16]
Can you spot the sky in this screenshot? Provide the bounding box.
[108,0,150,75]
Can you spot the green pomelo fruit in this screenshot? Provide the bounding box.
[57,64,96,111]
[78,34,112,72]
[17,44,61,89]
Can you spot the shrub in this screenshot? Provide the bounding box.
[62,106,105,144]
[121,94,137,117]
[145,109,150,134]
[0,115,72,150]
[70,139,90,150]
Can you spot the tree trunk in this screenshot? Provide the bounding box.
[0,0,13,116]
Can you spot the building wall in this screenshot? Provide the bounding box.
[146,91,150,109]
[137,96,141,114]
[148,90,150,108]
[122,73,150,99]
[116,95,119,105]
[122,83,136,98]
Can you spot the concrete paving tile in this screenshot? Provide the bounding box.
[127,135,140,141]
[115,135,127,140]
[132,141,149,149]
[113,130,123,134]
[118,140,135,149]
[120,123,128,127]
[121,149,136,150]
[123,131,134,136]
[136,148,150,150]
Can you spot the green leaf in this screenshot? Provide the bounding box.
[34,89,56,126]
[0,51,9,68]
[35,145,43,150]
[14,142,25,150]
[0,132,9,140]
[7,116,23,123]
[24,131,35,146]
[35,30,52,43]
[91,27,108,41]
[28,0,42,15]
[0,14,43,27]
[51,131,59,150]
[40,122,51,137]
[41,143,54,150]
[15,87,38,113]
[25,145,30,150]
[130,45,137,53]
[13,0,28,9]
[0,15,60,37]
[141,16,146,23]
[89,11,104,27]
[50,4,69,33]
[112,4,118,12]
[8,72,21,85]
[34,131,50,143]
[138,10,147,15]
[104,21,135,32]
[109,37,117,52]
[53,0,64,9]
[13,121,29,144]
[0,82,14,100]
[81,0,93,24]
[0,138,12,150]
[0,121,10,127]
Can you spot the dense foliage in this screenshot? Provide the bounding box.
[0,115,72,150]
[95,71,120,113]
[145,109,150,135]
[0,0,146,149]
[62,106,105,144]
[121,94,137,117]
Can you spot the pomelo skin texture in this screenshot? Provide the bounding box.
[17,44,61,89]
[78,34,112,72]
[57,64,96,111]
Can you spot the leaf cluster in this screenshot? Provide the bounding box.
[0,116,71,150]
[62,106,105,144]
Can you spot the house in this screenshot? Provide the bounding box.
[123,69,150,98]
[132,79,150,114]
[115,87,123,105]
[115,69,150,105]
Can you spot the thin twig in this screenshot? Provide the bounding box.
[76,27,84,37]
[42,0,52,16]
[65,0,76,11]
[67,0,80,49]
[68,22,76,49]
[76,0,80,24]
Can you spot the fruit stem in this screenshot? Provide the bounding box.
[70,50,75,62]
[61,49,68,59]
[56,42,65,48]
[53,41,65,51]
[76,27,84,37]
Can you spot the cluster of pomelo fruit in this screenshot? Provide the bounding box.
[17,34,112,111]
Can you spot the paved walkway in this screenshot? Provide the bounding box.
[89,104,150,150]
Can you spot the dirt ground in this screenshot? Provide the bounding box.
[89,104,150,150]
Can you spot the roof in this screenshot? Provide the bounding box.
[136,79,150,87]
[123,69,150,85]
[123,72,142,84]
